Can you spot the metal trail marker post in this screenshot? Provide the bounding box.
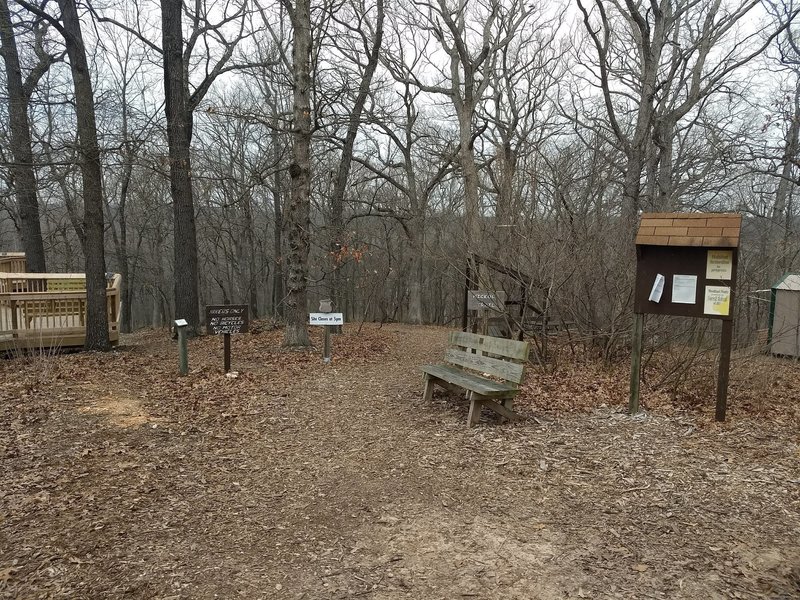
[174,319,189,376]
[310,299,343,363]
[205,304,249,373]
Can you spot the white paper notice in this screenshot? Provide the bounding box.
[649,274,665,303]
[706,250,733,280]
[671,274,698,304]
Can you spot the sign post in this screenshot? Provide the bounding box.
[310,299,343,363]
[174,319,189,376]
[205,304,249,373]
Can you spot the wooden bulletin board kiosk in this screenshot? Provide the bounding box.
[630,212,741,421]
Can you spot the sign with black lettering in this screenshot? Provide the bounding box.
[309,312,344,326]
[206,305,249,335]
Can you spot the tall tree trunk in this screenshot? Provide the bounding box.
[0,0,45,272]
[118,162,133,333]
[654,117,676,211]
[272,168,285,317]
[773,77,800,275]
[282,0,312,347]
[161,0,200,335]
[407,226,424,324]
[105,150,133,333]
[458,103,481,254]
[58,0,109,350]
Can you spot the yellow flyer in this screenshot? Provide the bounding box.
[704,286,731,316]
[706,250,733,280]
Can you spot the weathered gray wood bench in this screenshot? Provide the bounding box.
[421,331,530,427]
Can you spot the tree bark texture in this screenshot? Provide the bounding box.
[772,77,800,275]
[161,0,200,335]
[0,0,46,272]
[58,0,109,350]
[282,0,312,347]
[272,168,285,318]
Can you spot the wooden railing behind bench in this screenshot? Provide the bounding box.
[0,273,121,351]
[0,252,27,273]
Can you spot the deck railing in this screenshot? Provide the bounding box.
[0,252,27,273]
[0,272,121,351]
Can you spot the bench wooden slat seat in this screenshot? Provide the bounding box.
[421,332,530,427]
[420,365,518,398]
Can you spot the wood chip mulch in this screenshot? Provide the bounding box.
[1,324,798,599]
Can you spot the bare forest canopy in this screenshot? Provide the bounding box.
[0,0,798,351]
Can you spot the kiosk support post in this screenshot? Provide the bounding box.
[629,312,644,414]
[716,320,733,422]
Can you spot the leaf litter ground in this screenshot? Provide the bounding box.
[1,324,799,599]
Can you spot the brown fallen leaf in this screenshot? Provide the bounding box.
[632,564,649,572]
[0,566,17,586]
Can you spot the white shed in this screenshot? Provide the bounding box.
[769,273,800,358]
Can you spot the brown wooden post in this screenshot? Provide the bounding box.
[323,325,331,363]
[223,333,231,373]
[462,259,471,332]
[629,312,644,414]
[10,299,17,332]
[716,319,733,422]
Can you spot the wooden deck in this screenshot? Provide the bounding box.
[0,272,121,352]
[0,252,26,273]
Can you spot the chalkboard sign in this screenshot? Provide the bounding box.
[206,305,249,335]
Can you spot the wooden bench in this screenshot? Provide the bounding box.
[421,331,530,427]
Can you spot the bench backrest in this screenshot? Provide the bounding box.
[446,331,530,385]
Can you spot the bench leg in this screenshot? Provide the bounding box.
[501,398,514,423]
[467,392,483,427]
[482,398,520,422]
[422,374,435,403]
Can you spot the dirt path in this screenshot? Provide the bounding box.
[1,324,799,599]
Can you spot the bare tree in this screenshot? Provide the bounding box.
[160,0,199,332]
[281,0,312,347]
[325,0,384,318]
[91,0,255,335]
[18,0,110,349]
[0,0,59,271]
[576,0,799,227]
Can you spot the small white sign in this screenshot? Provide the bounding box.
[649,274,665,303]
[174,318,188,327]
[706,250,733,280]
[309,312,344,326]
